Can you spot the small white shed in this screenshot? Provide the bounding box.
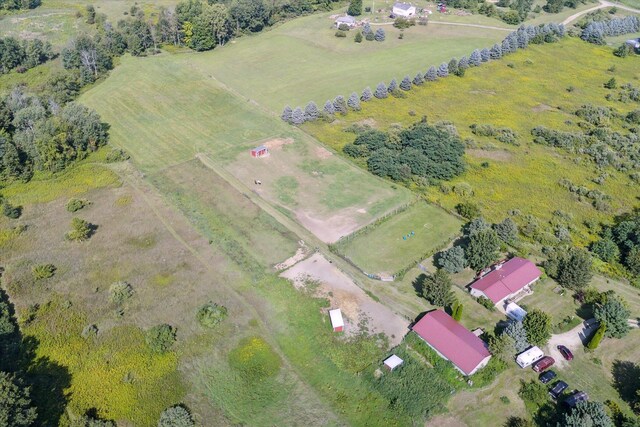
[383,355,403,371]
[516,346,544,368]
[505,302,527,322]
[329,309,344,332]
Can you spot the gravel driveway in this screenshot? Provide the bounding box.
[544,319,598,369]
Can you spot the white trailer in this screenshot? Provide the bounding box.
[516,346,544,368]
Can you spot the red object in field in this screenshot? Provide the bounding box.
[557,345,574,361]
[250,145,269,158]
[532,356,555,373]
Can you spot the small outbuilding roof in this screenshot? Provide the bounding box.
[470,257,541,304]
[329,309,344,328]
[412,310,490,375]
[505,302,527,322]
[336,15,356,24]
[252,145,268,151]
[394,2,414,10]
[383,354,404,370]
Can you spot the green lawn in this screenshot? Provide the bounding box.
[194,10,507,112]
[335,202,462,276]
[304,37,640,246]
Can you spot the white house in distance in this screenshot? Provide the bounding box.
[329,308,344,332]
[469,257,542,307]
[335,15,357,28]
[393,2,417,17]
[412,309,491,376]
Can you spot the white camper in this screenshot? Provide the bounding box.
[516,346,544,368]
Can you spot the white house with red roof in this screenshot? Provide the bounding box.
[412,310,491,376]
[469,257,541,307]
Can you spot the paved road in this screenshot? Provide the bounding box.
[562,0,640,25]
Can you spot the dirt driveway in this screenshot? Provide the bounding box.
[281,253,409,346]
[544,319,598,369]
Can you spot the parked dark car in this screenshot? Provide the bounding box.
[549,381,568,399]
[563,390,589,408]
[557,345,574,361]
[532,356,555,373]
[539,370,557,384]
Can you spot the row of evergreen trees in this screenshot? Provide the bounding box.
[581,15,640,45]
[282,23,566,125]
[0,0,40,11]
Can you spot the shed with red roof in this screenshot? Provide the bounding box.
[412,310,491,376]
[469,257,541,306]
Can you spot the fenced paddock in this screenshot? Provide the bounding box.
[332,201,462,277]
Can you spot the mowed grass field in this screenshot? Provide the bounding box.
[196,10,508,112]
[335,202,462,275]
[80,52,414,242]
[304,37,640,245]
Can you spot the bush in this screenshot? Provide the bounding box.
[452,302,463,321]
[65,217,92,241]
[109,281,133,305]
[338,23,350,31]
[456,202,481,219]
[66,198,90,212]
[228,336,281,381]
[354,31,363,43]
[587,324,606,349]
[145,324,176,353]
[335,30,347,38]
[477,296,496,311]
[32,264,56,280]
[196,302,228,328]
[158,405,194,427]
[421,269,454,306]
[436,246,468,273]
[2,202,21,219]
[105,148,130,162]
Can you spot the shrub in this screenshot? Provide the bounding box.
[354,31,363,43]
[158,405,194,427]
[421,270,454,306]
[335,30,347,38]
[32,264,56,280]
[196,302,227,328]
[338,23,350,31]
[145,324,176,353]
[109,281,133,305]
[477,296,496,311]
[65,217,92,241]
[105,148,130,162]
[587,324,606,349]
[456,202,481,219]
[374,28,385,41]
[2,202,21,219]
[452,302,463,321]
[604,77,618,89]
[66,198,90,212]
[228,336,281,381]
[81,324,98,339]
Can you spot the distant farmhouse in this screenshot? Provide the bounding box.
[469,257,541,307]
[335,15,357,28]
[412,310,491,376]
[392,2,417,17]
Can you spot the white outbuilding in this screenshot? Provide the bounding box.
[329,309,344,332]
[505,302,527,322]
[393,2,417,17]
[383,354,404,371]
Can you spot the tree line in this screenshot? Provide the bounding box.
[281,23,566,126]
[0,37,54,75]
[0,0,39,11]
[581,15,640,45]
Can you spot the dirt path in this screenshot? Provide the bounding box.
[544,318,598,369]
[281,253,409,346]
[562,0,640,25]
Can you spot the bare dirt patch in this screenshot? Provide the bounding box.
[281,253,408,346]
[315,146,333,159]
[263,137,294,150]
[274,242,310,271]
[467,149,514,162]
[295,208,363,243]
[532,103,554,113]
